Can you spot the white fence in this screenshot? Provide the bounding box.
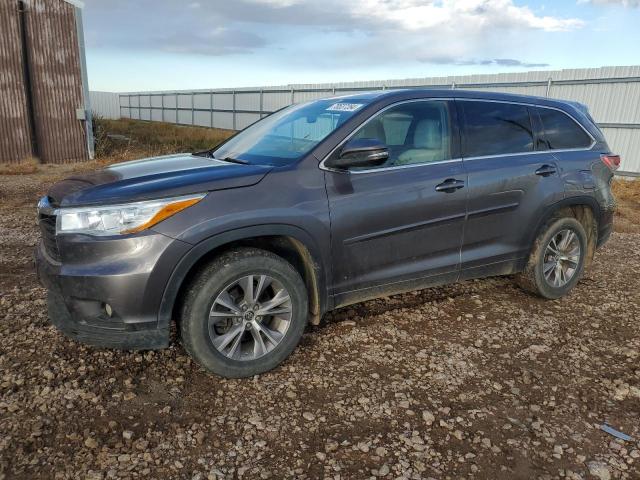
[98,66,640,174]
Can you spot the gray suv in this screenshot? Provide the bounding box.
[35,89,618,378]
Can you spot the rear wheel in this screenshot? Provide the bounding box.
[516,217,587,299]
[180,248,308,378]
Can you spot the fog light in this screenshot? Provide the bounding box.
[104,303,113,317]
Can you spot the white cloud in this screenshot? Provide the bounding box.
[83,0,585,68]
[246,0,584,32]
[242,0,584,66]
[250,0,300,5]
[363,0,581,32]
[579,0,640,6]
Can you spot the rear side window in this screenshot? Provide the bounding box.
[461,101,534,157]
[536,107,593,150]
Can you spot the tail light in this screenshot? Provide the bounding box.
[601,154,620,171]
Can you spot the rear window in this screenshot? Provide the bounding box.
[461,101,534,157]
[536,107,593,150]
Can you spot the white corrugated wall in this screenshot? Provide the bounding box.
[93,65,640,174]
[89,91,120,120]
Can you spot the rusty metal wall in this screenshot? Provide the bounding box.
[25,0,87,164]
[0,0,33,164]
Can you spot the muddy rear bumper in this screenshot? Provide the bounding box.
[596,207,614,249]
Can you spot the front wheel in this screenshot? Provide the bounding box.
[516,217,587,299]
[180,248,308,378]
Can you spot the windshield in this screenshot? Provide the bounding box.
[211,98,371,166]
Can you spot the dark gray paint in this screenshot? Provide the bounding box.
[35,89,616,350]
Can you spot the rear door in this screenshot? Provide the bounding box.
[457,100,564,278]
[533,106,599,193]
[324,99,467,302]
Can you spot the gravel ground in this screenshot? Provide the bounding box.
[1,170,639,480]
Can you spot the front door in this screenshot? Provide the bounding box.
[324,99,467,304]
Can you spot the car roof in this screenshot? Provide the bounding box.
[335,88,578,112]
[315,88,602,145]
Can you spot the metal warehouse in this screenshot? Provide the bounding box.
[0,0,92,165]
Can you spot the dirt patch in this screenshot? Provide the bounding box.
[0,152,639,479]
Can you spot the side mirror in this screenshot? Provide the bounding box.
[325,138,389,170]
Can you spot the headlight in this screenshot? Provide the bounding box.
[56,193,205,236]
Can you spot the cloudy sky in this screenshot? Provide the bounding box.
[83,0,640,92]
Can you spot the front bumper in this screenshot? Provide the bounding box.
[46,288,168,350]
[35,231,191,350]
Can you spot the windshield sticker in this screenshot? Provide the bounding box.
[326,103,364,112]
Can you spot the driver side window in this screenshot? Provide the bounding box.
[349,100,453,169]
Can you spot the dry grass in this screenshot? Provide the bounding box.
[612,177,640,204]
[0,157,41,175]
[93,118,233,163]
[74,118,234,172]
[0,119,235,176]
[612,177,640,233]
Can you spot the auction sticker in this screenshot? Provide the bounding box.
[326,103,364,112]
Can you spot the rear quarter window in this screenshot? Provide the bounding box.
[536,107,593,150]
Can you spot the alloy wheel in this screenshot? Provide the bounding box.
[208,274,292,361]
[542,228,581,288]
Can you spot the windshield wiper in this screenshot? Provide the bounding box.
[218,156,249,165]
[192,151,248,165]
[192,149,213,158]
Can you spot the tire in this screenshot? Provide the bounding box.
[180,248,308,378]
[516,217,587,299]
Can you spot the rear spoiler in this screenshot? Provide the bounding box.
[567,101,598,126]
[563,100,605,142]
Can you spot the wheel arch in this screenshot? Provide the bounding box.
[527,196,600,267]
[158,225,329,331]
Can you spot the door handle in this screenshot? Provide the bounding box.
[435,178,465,193]
[535,164,557,177]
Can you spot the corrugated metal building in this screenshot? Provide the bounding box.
[0,0,93,164]
[116,66,640,175]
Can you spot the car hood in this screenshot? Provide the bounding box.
[48,153,272,207]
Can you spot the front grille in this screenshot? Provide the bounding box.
[39,213,61,262]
